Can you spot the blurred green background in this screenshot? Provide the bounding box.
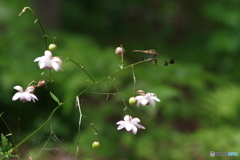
[1,0,240,159]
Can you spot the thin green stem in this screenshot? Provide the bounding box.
[67,58,95,83]
[19,7,48,49]
[75,96,82,160]
[108,77,129,113]
[86,91,132,95]
[83,118,99,141]
[131,65,136,97]
[96,58,154,85]
[27,74,53,87]
[15,104,62,148]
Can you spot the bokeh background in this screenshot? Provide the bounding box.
[1,0,240,159]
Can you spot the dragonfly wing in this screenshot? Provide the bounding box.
[164,61,168,66]
[169,59,174,64]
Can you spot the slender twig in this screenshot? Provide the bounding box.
[131,65,137,97]
[67,58,95,83]
[75,96,82,160]
[15,104,62,148]
[85,91,132,95]
[108,77,129,113]
[27,74,53,87]
[19,7,48,49]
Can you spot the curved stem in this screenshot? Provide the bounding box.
[108,77,129,111]
[75,96,82,160]
[85,91,132,95]
[27,74,53,87]
[15,104,62,148]
[67,58,95,83]
[131,65,136,97]
[19,7,48,50]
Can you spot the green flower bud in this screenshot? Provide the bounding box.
[48,44,57,52]
[92,141,100,149]
[129,97,137,106]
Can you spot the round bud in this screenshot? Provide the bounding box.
[129,97,137,106]
[115,46,124,56]
[36,80,46,87]
[48,44,57,52]
[92,141,100,149]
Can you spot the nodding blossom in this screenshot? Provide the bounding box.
[116,115,145,134]
[12,85,38,102]
[34,50,62,71]
[135,92,160,107]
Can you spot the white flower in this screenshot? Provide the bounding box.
[34,50,62,71]
[12,85,38,102]
[116,115,145,134]
[135,93,160,107]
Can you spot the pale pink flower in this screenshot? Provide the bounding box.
[34,50,62,71]
[12,85,38,102]
[135,93,160,107]
[116,115,145,134]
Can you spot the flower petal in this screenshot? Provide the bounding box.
[141,99,149,106]
[152,97,160,102]
[26,86,35,93]
[117,124,125,130]
[12,92,21,101]
[124,115,132,122]
[148,98,156,107]
[13,86,23,92]
[135,95,144,100]
[131,126,138,134]
[52,61,62,71]
[131,117,140,123]
[44,50,53,58]
[116,120,125,125]
[22,92,32,101]
[125,123,133,131]
[30,94,38,102]
[135,123,145,129]
[34,57,42,62]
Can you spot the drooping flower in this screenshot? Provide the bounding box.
[116,115,145,134]
[135,92,160,107]
[34,50,62,71]
[12,85,38,102]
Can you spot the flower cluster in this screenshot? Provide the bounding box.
[13,44,162,136]
[116,90,161,134]
[12,49,62,102]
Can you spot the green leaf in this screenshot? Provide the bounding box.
[50,92,60,104]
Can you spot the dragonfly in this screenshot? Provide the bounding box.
[132,49,174,66]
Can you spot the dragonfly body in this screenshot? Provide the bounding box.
[132,49,174,66]
[132,49,158,56]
